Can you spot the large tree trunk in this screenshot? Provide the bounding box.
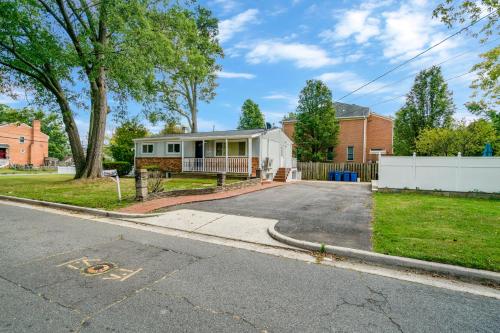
[54,93,86,178]
[81,68,107,178]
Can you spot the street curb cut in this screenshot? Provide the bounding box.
[0,195,161,219]
[268,224,500,284]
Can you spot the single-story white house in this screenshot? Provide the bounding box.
[133,128,297,181]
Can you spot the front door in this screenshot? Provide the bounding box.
[195,141,203,158]
[0,148,6,159]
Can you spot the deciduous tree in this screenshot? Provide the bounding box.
[294,80,339,162]
[394,66,455,155]
[108,118,148,165]
[0,0,175,178]
[237,99,265,129]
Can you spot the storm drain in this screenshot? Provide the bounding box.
[82,263,115,275]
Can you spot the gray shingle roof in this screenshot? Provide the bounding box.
[334,102,370,118]
[136,128,267,141]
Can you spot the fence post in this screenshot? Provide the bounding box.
[412,152,417,189]
[456,152,462,192]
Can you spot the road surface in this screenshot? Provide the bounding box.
[0,203,498,332]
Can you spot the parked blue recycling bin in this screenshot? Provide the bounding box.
[350,172,358,182]
[342,171,350,181]
[334,171,341,181]
[328,171,335,181]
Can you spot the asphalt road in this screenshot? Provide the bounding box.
[1,203,499,332]
[169,182,373,250]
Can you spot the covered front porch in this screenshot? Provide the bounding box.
[181,138,256,176]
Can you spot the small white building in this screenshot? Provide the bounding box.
[133,128,297,181]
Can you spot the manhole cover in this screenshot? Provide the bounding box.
[82,263,115,275]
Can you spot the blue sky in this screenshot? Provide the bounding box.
[0,0,490,136]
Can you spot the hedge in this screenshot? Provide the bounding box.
[102,161,132,176]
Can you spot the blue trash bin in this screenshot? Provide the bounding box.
[342,171,350,181]
[350,172,358,182]
[328,171,335,181]
[334,171,341,181]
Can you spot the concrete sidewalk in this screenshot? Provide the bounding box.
[121,209,287,247]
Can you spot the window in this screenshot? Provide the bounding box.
[19,136,25,144]
[370,148,386,155]
[347,146,354,161]
[215,142,225,157]
[142,144,154,154]
[238,142,246,156]
[167,142,180,154]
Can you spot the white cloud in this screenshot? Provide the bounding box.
[320,10,380,44]
[209,0,239,14]
[315,71,392,95]
[217,71,256,79]
[218,9,259,44]
[245,41,341,69]
[263,93,298,110]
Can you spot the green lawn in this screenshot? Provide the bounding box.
[0,175,241,210]
[373,192,500,272]
[0,168,57,174]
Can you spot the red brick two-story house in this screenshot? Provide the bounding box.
[282,102,393,163]
[0,120,49,167]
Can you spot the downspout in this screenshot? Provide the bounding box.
[362,116,367,163]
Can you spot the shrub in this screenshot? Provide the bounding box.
[102,161,132,176]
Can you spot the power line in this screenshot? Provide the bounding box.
[336,11,496,102]
[368,69,476,108]
[0,135,48,144]
[344,37,500,104]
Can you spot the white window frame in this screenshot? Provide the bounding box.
[19,136,25,144]
[370,148,386,155]
[166,142,181,155]
[347,146,354,161]
[141,143,154,154]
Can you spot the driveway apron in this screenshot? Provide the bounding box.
[168,182,373,251]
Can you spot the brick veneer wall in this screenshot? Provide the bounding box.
[136,157,182,172]
[334,118,364,163]
[0,120,48,166]
[366,115,393,162]
[283,115,393,163]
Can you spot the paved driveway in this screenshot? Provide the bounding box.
[168,181,373,250]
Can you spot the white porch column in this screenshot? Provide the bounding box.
[247,137,252,177]
[181,140,184,172]
[202,140,205,172]
[225,138,228,173]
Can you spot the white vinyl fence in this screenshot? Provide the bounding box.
[57,166,76,175]
[379,154,500,193]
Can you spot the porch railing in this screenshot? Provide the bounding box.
[183,157,248,174]
[0,159,9,168]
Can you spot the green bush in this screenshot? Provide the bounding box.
[102,161,132,176]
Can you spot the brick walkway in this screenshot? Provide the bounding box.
[119,181,286,214]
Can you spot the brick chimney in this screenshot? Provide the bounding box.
[32,119,41,137]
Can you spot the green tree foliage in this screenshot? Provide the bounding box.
[109,119,148,165]
[160,119,185,135]
[237,99,265,129]
[294,80,339,162]
[433,1,499,112]
[394,66,455,155]
[416,119,498,156]
[148,6,223,133]
[0,1,179,178]
[0,104,70,160]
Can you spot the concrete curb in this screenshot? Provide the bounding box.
[0,195,161,219]
[268,224,500,284]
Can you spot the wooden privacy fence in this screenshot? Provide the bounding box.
[297,162,378,182]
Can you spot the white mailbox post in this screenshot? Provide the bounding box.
[102,169,121,202]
